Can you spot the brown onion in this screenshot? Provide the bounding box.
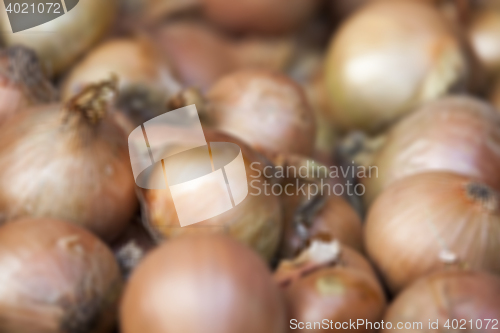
[203,70,316,158]
[0,218,122,333]
[142,130,282,261]
[365,172,500,294]
[154,20,294,92]
[468,8,500,77]
[355,96,500,206]
[62,38,181,126]
[0,79,137,242]
[383,270,500,332]
[325,0,468,133]
[0,0,117,76]
[121,234,286,333]
[0,46,56,123]
[490,76,500,109]
[276,241,386,333]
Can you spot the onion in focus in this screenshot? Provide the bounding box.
[383,270,500,332]
[142,130,283,261]
[357,96,500,206]
[62,38,181,126]
[0,218,122,333]
[365,172,500,294]
[121,234,286,333]
[0,0,118,76]
[324,0,468,133]
[276,240,386,332]
[0,80,137,242]
[204,70,316,158]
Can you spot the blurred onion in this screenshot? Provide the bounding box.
[0,79,137,242]
[0,0,117,76]
[0,218,122,333]
[468,8,500,77]
[383,270,500,332]
[325,0,468,133]
[121,234,286,333]
[490,76,500,110]
[366,172,500,294]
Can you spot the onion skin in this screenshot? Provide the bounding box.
[0,0,117,76]
[365,172,500,294]
[121,234,286,333]
[383,270,500,332]
[468,8,500,77]
[361,96,500,206]
[206,70,316,158]
[0,94,137,242]
[201,0,320,34]
[0,218,122,333]
[325,0,468,133]
[142,130,282,262]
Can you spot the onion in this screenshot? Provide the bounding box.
[365,172,500,294]
[62,38,181,126]
[121,234,286,333]
[153,20,294,92]
[324,0,468,133]
[201,0,320,34]
[354,96,500,206]
[490,76,500,110]
[383,270,500,332]
[276,240,386,332]
[0,0,117,76]
[468,8,500,77]
[0,218,122,333]
[0,46,56,123]
[203,70,316,158]
[142,130,283,261]
[0,79,137,242]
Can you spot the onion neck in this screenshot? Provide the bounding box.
[337,131,386,168]
[466,182,499,211]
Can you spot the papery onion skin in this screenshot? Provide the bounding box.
[201,0,320,34]
[365,172,500,294]
[282,266,386,332]
[0,99,137,242]
[324,0,468,133]
[142,130,283,262]
[383,270,500,332]
[0,218,122,333]
[121,234,286,333]
[468,8,500,77]
[0,0,117,76]
[206,70,316,158]
[361,96,500,206]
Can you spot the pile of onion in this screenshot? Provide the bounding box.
[0,218,122,333]
[62,38,181,127]
[275,240,386,332]
[0,79,137,242]
[365,172,500,294]
[153,20,294,92]
[324,0,468,133]
[141,130,283,261]
[0,0,117,76]
[383,270,500,332]
[0,46,56,123]
[200,70,316,158]
[121,234,286,333]
[354,96,500,206]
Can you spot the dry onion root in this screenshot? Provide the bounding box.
[276,240,386,332]
[62,38,181,127]
[0,0,118,76]
[0,218,122,333]
[324,0,468,133]
[365,172,500,294]
[121,234,286,333]
[353,96,500,206]
[142,130,283,262]
[0,79,137,242]
[383,270,500,332]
